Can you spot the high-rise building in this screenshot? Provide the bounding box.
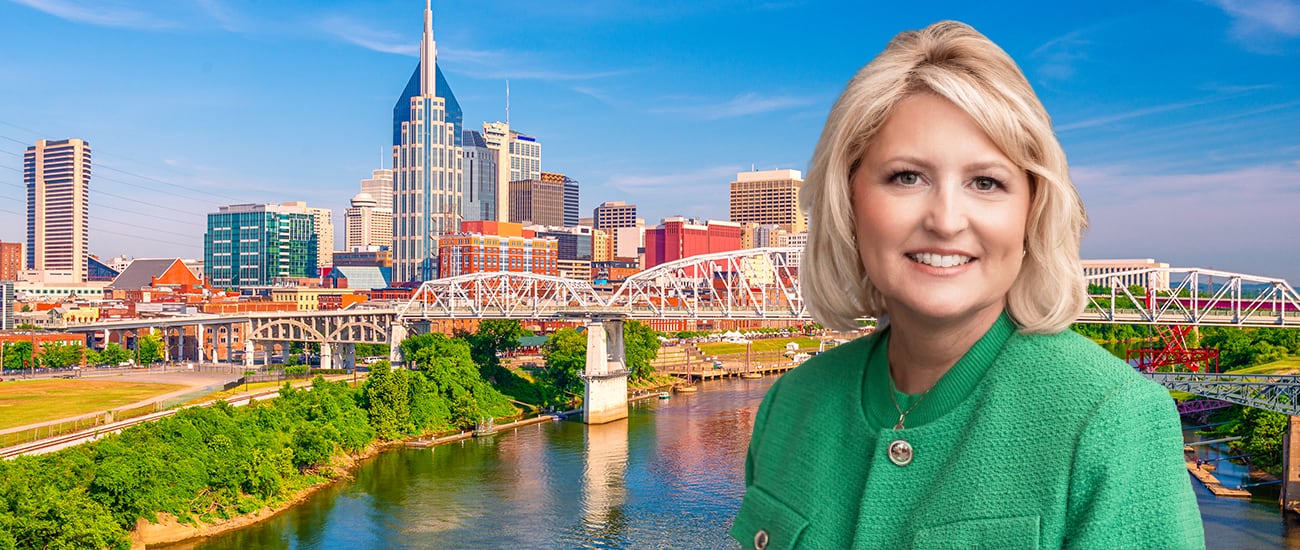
[509,131,541,183]
[360,168,394,211]
[204,203,318,289]
[729,169,806,233]
[482,121,512,223]
[508,178,566,227]
[592,230,613,263]
[25,138,91,282]
[593,201,638,259]
[392,1,463,283]
[0,241,23,281]
[345,192,393,251]
[463,130,498,221]
[644,217,741,269]
[538,171,580,226]
[533,224,593,280]
[292,203,333,273]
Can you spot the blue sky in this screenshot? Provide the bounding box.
[0,0,1297,282]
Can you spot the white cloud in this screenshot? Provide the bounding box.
[1056,98,1223,132]
[1074,162,1300,280]
[650,93,815,120]
[606,165,743,192]
[316,15,418,56]
[11,0,176,29]
[1207,0,1300,52]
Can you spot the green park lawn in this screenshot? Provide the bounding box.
[0,379,184,430]
[1226,356,1300,375]
[696,337,821,356]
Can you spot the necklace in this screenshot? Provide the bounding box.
[885,367,933,467]
[887,368,933,430]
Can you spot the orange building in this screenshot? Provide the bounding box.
[104,258,205,300]
[439,221,558,277]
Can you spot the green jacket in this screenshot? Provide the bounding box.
[732,314,1204,549]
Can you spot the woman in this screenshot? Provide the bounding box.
[731,21,1203,549]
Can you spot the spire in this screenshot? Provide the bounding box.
[419,0,437,95]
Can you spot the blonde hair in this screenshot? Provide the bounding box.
[801,20,1086,334]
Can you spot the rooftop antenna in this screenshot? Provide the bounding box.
[506,79,511,126]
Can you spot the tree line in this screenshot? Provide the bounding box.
[0,320,663,549]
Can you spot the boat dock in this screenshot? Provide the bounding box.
[1186,460,1252,498]
[404,411,573,449]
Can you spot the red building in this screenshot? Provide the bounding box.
[438,221,558,277]
[644,217,741,268]
[0,241,22,281]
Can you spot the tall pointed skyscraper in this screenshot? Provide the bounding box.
[392,0,464,282]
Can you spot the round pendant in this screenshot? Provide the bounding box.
[888,439,913,466]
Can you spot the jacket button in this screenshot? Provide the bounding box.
[888,439,913,466]
[754,529,769,550]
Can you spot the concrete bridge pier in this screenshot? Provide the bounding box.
[343,343,356,371]
[583,319,628,425]
[320,343,333,370]
[1282,416,1300,513]
[389,324,408,366]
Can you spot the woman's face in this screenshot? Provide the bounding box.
[851,93,1030,328]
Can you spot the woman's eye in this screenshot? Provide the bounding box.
[893,171,920,186]
[972,177,1002,191]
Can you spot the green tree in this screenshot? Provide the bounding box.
[39,342,84,369]
[459,320,530,375]
[1,341,33,371]
[100,343,131,366]
[1235,406,1288,473]
[540,328,587,401]
[623,320,662,382]
[136,333,164,365]
[360,362,412,440]
[402,333,514,428]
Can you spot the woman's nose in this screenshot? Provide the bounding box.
[922,185,969,237]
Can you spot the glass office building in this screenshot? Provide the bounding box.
[204,204,318,289]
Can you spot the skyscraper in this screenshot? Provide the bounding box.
[360,168,393,212]
[482,121,512,223]
[204,203,318,288]
[303,203,334,273]
[392,0,463,282]
[509,131,541,183]
[508,178,566,227]
[463,129,498,221]
[538,171,580,226]
[25,138,91,282]
[593,201,638,260]
[729,169,806,233]
[348,168,394,251]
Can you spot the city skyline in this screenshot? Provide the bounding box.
[0,1,1298,282]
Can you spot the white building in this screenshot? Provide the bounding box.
[1082,259,1171,292]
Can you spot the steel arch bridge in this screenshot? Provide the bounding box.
[397,247,805,321]
[1082,267,1300,327]
[399,249,1300,328]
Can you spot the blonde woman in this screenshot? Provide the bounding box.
[732,21,1203,549]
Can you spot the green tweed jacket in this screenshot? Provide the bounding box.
[731,314,1204,549]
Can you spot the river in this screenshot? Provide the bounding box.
[167,375,1298,549]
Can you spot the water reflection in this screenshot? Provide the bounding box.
[166,376,1300,549]
[580,418,629,547]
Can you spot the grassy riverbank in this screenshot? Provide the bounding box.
[0,379,184,430]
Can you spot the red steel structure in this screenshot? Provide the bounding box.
[1126,324,1220,373]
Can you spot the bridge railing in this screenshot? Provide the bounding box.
[1143,372,1300,416]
